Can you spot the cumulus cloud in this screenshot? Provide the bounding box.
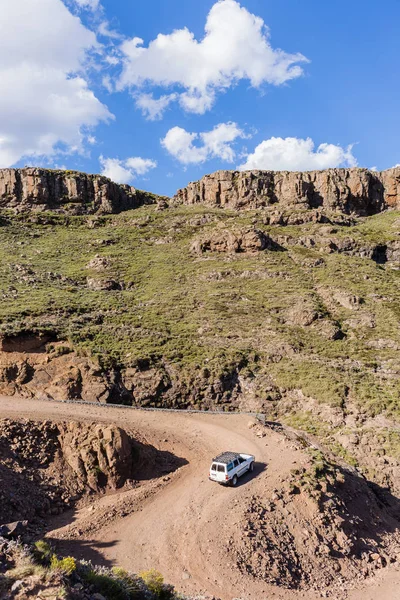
[239,137,357,171]
[161,122,247,165]
[100,156,157,184]
[0,0,112,168]
[118,0,308,114]
[135,93,178,121]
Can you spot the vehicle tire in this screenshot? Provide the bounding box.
[232,475,238,487]
[249,461,254,472]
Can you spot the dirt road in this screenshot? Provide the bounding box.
[1,395,399,600]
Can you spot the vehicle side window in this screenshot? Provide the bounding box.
[217,465,225,472]
[238,457,245,464]
[233,459,239,467]
[227,462,233,471]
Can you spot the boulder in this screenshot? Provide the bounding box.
[86,255,112,271]
[87,278,122,291]
[0,521,28,538]
[58,422,134,491]
[284,303,318,327]
[331,290,363,310]
[192,228,272,254]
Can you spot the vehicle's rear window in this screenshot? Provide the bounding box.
[217,464,225,472]
[211,463,217,471]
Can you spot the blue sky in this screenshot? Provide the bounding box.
[1,0,399,197]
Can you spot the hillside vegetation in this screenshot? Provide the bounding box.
[1,169,400,490]
[1,202,400,411]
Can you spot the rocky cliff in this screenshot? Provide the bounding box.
[0,168,158,214]
[174,167,400,215]
[3,167,399,216]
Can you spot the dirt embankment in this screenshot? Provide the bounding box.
[0,416,184,530]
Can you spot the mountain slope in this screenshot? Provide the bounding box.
[1,167,400,492]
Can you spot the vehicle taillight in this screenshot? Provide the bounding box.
[225,475,229,481]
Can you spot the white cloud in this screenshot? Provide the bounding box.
[105,55,121,66]
[118,0,308,114]
[0,0,112,168]
[98,21,123,39]
[162,128,207,165]
[135,93,178,121]
[239,137,357,171]
[161,122,247,165]
[100,156,157,184]
[102,75,114,93]
[72,0,100,10]
[125,157,158,176]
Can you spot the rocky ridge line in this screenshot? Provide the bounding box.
[0,168,159,215]
[174,167,400,215]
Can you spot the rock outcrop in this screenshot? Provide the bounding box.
[57,422,135,491]
[0,334,244,410]
[0,419,135,523]
[0,417,185,527]
[3,166,399,216]
[0,168,158,214]
[174,167,400,215]
[191,227,273,254]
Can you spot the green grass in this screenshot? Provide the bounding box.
[1,205,400,416]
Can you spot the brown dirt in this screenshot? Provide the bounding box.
[1,395,400,600]
[0,415,184,527]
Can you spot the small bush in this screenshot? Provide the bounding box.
[112,567,130,578]
[50,555,76,575]
[33,540,53,565]
[139,569,164,595]
[139,569,174,599]
[0,575,10,594]
[81,570,130,600]
[111,568,143,597]
[51,344,72,357]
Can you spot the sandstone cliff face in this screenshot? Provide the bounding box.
[0,168,157,214]
[174,167,400,215]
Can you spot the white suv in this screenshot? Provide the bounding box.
[209,452,255,486]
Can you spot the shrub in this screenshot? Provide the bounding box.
[51,344,72,357]
[33,540,53,566]
[139,569,175,599]
[139,569,164,595]
[50,555,76,575]
[81,570,130,600]
[111,568,143,597]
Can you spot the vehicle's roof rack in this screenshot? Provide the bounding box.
[213,451,241,464]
